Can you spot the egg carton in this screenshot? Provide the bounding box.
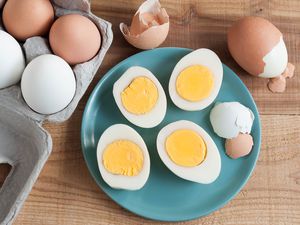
[0,0,113,224]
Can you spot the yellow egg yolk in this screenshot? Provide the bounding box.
[165,129,207,167]
[103,140,144,176]
[121,76,158,115]
[176,65,214,102]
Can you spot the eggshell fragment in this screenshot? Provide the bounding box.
[119,0,169,50]
[210,102,254,139]
[225,133,253,159]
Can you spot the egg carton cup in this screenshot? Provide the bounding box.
[0,0,113,224]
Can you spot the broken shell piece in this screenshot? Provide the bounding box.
[268,75,286,93]
[225,133,254,159]
[120,0,169,50]
[268,63,295,93]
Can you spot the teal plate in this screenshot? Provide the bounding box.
[81,47,261,222]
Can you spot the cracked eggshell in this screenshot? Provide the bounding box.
[210,102,254,139]
[119,0,169,50]
[228,16,288,78]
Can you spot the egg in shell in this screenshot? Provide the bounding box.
[227,16,295,93]
[169,48,223,111]
[97,124,150,190]
[156,120,221,184]
[120,0,169,50]
[113,66,167,128]
[210,102,255,159]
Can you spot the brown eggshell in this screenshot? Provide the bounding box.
[2,0,54,41]
[120,0,169,50]
[227,16,282,76]
[225,133,254,159]
[49,14,101,65]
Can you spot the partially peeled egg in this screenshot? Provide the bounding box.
[119,0,169,50]
[227,16,295,93]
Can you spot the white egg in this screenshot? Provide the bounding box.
[169,48,223,111]
[97,124,150,190]
[21,54,76,114]
[210,102,254,139]
[0,30,25,89]
[113,66,167,128]
[156,120,221,184]
[259,36,288,78]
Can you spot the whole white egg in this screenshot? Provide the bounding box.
[0,30,25,89]
[156,120,221,184]
[210,102,254,139]
[169,48,223,111]
[97,124,150,190]
[21,54,76,114]
[113,66,167,128]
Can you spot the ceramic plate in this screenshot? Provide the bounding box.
[81,47,261,222]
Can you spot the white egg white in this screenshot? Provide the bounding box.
[97,124,150,190]
[113,66,167,128]
[259,36,288,78]
[156,120,221,184]
[210,102,254,139]
[169,48,223,111]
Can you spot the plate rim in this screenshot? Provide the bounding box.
[81,47,262,222]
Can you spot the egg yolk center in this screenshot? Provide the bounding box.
[165,129,207,167]
[121,76,158,115]
[176,65,214,102]
[103,140,144,176]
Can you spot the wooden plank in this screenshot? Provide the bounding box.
[13,114,300,225]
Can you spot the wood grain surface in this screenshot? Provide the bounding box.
[1,0,299,224]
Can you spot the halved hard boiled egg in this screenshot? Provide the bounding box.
[113,66,167,128]
[156,120,221,184]
[169,49,223,111]
[97,124,150,190]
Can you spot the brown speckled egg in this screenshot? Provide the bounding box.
[3,0,54,41]
[49,14,101,65]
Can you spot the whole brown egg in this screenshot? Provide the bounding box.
[2,0,54,41]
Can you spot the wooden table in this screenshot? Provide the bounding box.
[1,0,299,224]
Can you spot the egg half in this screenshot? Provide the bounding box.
[156,120,221,184]
[113,66,167,128]
[97,124,150,190]
[169,49,223,111]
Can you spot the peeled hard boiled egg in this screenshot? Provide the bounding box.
[113,66,167,128]
[210,102,255,159]
[21,54,76,114]
[169,49,223,111]
[0,30,25,89]
[228,16,295,93]
[97,124,150,190]
[156,120,221,184]
[3,0,54,41]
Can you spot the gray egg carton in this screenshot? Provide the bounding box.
[0,0,113,224]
